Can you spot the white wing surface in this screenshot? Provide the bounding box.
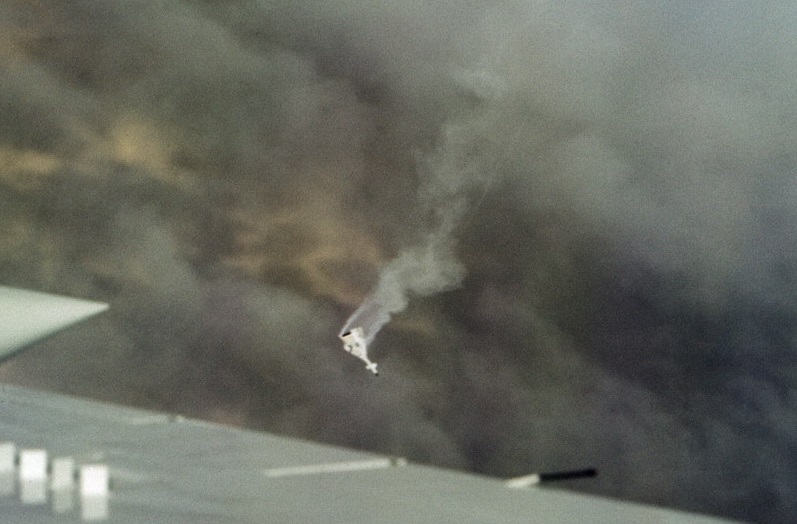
[0,286,108,362]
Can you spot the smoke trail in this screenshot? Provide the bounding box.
[340,229,465,344]
[341,89,507,343]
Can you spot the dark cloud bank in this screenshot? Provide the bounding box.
[2,1,797,522]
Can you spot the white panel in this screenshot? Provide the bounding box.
[0,286,108,360]
[51,456,75,491]
[79,465,109,498]
[0,442,15,473]
[19,449,47,481]
[80,465,110,521]
[19,450,47,505]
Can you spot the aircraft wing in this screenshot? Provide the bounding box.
[0,287,737,522]
[0,384,739,523]
[0,286,108,364]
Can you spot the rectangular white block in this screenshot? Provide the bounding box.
[79,465,109,498]
[19,449,48,504]
[19,449,47,481]
[50,457,75,491]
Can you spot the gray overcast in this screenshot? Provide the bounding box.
[2,2,796,522]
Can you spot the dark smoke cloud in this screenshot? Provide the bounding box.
[1,1,797,522]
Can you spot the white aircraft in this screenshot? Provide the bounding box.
[339,327,378,375]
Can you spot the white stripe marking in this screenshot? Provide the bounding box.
[264,458,406,478]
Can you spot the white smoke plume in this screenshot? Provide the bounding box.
[341,84,511,343]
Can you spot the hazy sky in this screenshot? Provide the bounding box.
[2,2,797,522]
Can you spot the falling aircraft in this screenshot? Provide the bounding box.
[339,327,378,375]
